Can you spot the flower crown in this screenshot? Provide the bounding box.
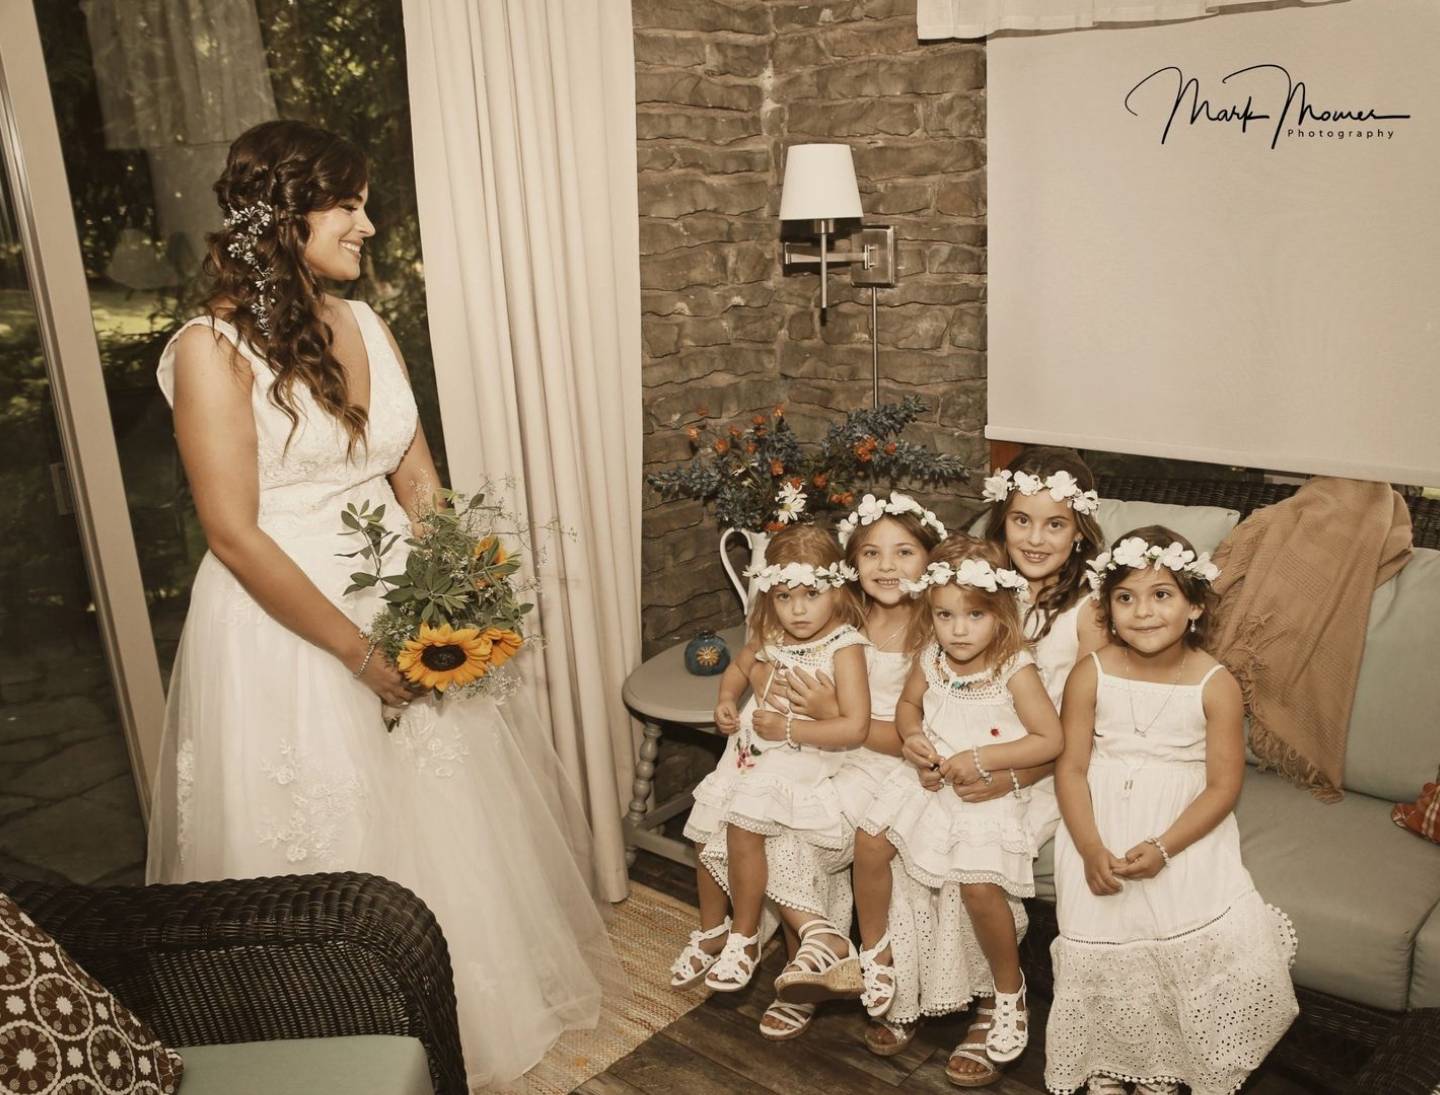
[981,468,1100,516]
[744,561,858,593]
[901,558,1030,603]
[836,491,948,547]
[1086,537,1222,596]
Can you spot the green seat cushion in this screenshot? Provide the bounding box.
[1411,903,1440,1008]
[175,1036,434,1095]
[1234,767,1440,1011]
[1344,547,1440,803]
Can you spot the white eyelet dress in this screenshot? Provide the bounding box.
[858,643,1033,1020]
[684,625,869,918]
[1021,598,1084,847]
[1045,652,1298,1095]
[832,646,912,829]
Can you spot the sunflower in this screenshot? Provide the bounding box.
[473,536,509,589]
[396,622,492,692]
[478,627,523,670]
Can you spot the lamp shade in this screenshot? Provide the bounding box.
[778,143,863,221]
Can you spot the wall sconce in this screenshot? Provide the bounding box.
[779,143,898,403]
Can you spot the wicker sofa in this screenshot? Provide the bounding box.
[1,871,467,1095]
[1017,477,1440,1094]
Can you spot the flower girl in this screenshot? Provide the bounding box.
[859,535,1065,1080]
[671,524,871,1011]
[1047,527,1297,1095]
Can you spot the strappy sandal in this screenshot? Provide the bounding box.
[945,1006,999,1088]
[669,916,731,989]
[773,918,862,1003]
[863,1017,916,1057]
[758,998,816,1041]
[1086,1077,1127,1095]
[984,974,1028,1063]
[858,932,896,1018]
[703,928,761,992]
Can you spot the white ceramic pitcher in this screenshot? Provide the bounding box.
[719,527,769,607]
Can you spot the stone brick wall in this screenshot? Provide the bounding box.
[637,0,988,657]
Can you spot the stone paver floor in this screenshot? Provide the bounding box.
[0,635,145,886]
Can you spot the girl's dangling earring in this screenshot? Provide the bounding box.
[1072,540,1082,553]
[1189,619,1197,635]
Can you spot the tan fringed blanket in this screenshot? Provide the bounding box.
[1208,477,1413,801]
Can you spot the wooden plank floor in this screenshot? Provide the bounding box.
[585,850,1321,1095]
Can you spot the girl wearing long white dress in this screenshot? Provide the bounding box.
[146,119,616,1090]
[858,535,1065,1083]
[1048,527,1297,1095]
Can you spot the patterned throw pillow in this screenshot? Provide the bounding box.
[1391,768,1440,844]
[0,890,183,1093]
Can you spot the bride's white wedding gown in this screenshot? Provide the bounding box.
[147,299,615,1089]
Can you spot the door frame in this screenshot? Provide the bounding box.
[0,0,167,817]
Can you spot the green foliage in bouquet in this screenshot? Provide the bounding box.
[645,397,969,532]
[339,489,535,695]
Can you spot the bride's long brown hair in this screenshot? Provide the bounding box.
[203,120,369,456]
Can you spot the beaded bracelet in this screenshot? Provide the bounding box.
[1009,768,1022,799]
[352,638,379,679]
[970,744,993,785]
[784,710,801,751]
[1144,835,1172,866]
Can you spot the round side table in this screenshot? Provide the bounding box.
[621,625,745,867]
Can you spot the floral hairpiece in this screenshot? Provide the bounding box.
[836,491,948,547]
[1086,537,1222,596]
[981,468,1099,516]
[901,558,1030,604]
[224,200,277,335]
[745,561,858,593]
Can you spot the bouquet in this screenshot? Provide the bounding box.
[339,487,536,701]
[645,396,969,532]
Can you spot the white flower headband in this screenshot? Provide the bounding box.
[901,558,1030,604]
[982,469,1100,516]
[836,491,948,547]
[744,561,858,593]
[1086,537,1222,597]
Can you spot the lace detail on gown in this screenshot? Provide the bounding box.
[257,742,366,866]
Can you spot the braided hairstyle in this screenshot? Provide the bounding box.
[203,120,370,457]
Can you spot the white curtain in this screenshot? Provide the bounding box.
[918,0,1334,39]
[401,0,642,902]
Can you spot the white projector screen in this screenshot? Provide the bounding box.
[987,0,1440,484]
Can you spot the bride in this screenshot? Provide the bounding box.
[147,119,616,1089]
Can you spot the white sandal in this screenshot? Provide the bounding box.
[863,1016,916,1058]
[668,916,731,989]
[984,974,1028,1063]
[945,1006,998,1087]
[703,928,761,992]
[773,918,862,1003]
[858,932,896,1018]
[758,998,815,1041]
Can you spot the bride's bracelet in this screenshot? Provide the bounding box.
[352,638,379,679]
[970,744,993,785]
[1144,835,1172,867]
